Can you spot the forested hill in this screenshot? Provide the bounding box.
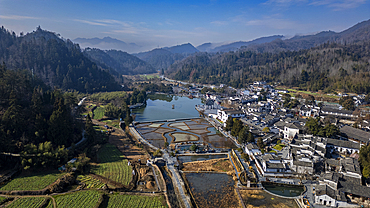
[166,41,370,94]
[0,26,121,93]
[241,19,370,53]
[83,48,156,75]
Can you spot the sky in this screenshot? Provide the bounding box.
[0,0,369,52]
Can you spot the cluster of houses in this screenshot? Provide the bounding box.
[199,82,370,207]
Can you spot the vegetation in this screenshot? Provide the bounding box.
[167,41,370,94]
[273,144,285,151]
[89,91,127,103]
[339,96,355,111]
[0,172,65,191]
[91,144,132,186]
[106,194,166,208]
[5,197,48,208]
[93,106,105,120]
[0,196,7,204]
[153,149,162,157]
[54,190,103,208]
[359,144,370,179]
[0,26,121,93]
[77,175,105,189]
[83,48,156,75]
[305,117,339,138]
[139,82,173,93]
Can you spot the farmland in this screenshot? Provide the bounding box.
[54,190,103,208]
[0,172,65,191]
[91,144,132,186]
[93,106,105,120]
[6,197,48,208]
[77,175,105,189]
[106,194,166,208]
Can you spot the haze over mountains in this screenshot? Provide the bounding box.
[0,19,369,94]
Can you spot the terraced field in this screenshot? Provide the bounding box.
[6,197,48,208]
[0,172,65,191]
[77,175,105,189]
[92,144,132,186]
[107,194,166,208]
[54,190,103,208]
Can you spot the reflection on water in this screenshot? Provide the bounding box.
[263,183,304,197]
[132,94,202,122]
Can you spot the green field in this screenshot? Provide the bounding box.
[103,119,120,128]
[0,196,7,204]
[6,197,48,208]
[0,172,65,191]
[90,91,127,102]
[276,87,339,99]
[77,175,105,189]
[54,190,103,208]
[140,74,159,79]
[107,194,166,208]
[93,106,105,120]
[91,144,132,186]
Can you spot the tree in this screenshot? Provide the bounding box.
[262,127,270,133]
[305,95,315,105]
[231,119,243,137]
[323,124,339,138]
[190,144,197,151]
[225,116,234,132]
[85,114,97,144]
[339,96,355,111]
[238,127,248,144]
[257,137,265,150]
[246,132,255,143]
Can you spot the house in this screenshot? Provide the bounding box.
[245,143,261,159]
[315,184,354,207]
[299,105,320,117]
[283,123,304,140]
[217,109,245,123]
[321,105,358,119]
[326,138,360,155]
[255,153,292,176]
[340,125,370,145]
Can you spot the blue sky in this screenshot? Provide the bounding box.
[0,0,369,51]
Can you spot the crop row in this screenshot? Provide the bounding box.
[54,190,102,208]
[92,144,132,185]
[0,172,65,191]
[107,194,166,208]
[77,175,105,189]
[6,197,48,208]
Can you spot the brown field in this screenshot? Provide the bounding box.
[182,158,234,172]
[239,189,298,208]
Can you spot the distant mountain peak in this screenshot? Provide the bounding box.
[73,36,142,53]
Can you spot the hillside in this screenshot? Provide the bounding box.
[0,26,121,93]
[242,19,370,53]
[83,48,156,75]
[167,41,370,94]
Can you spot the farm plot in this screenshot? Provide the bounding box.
[6,197,48,208]
[93,106,105,120]
[92,144,132,186]
[77,175,105,189]
[106,194,166,208]
[0,172,65,191]
[54,190,103,208]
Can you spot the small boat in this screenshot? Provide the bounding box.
[172,104,175,109]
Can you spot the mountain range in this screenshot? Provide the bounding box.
[74,37,142,53]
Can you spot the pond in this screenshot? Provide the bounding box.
[263,183,304,197]
[132,94,202,122]
[184,172,239,208]
[178,154,228,163]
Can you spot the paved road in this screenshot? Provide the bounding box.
[163,151,192,208]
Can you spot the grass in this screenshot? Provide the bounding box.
[77,175,105,189]
[0,171,65,191]
[91,144,132,186]
[139,74,160,79]
[276,87,338,99]
[54,190,103,208]
[93,106,105,120]
[89,91,127,102]
[107,194,166,208]
[103,119,120,128]
[0,196,6,204]
[6,197,48,208]
[272,144,285,151]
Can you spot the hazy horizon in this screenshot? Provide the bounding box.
[1,0,369,52]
